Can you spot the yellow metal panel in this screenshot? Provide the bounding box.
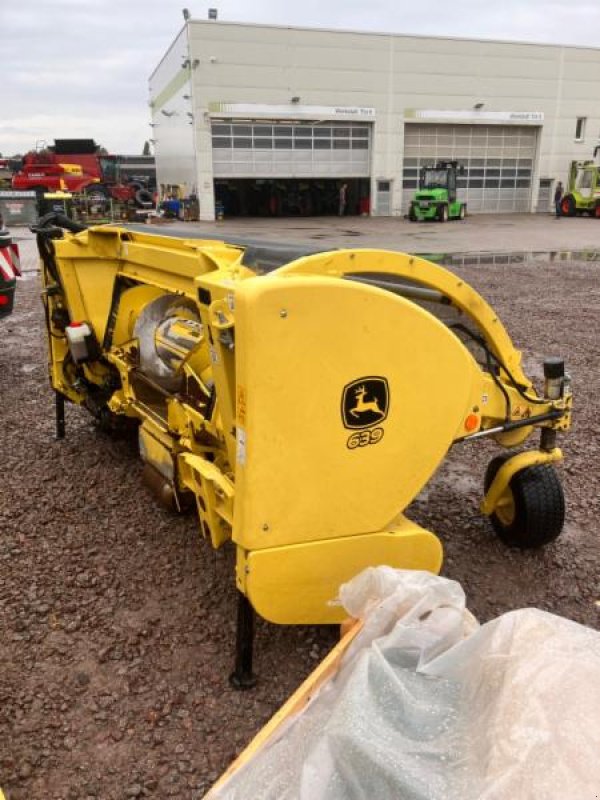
[276,249,531,389]
[51,253,119,344]
[57,163,84,175]
[179,453,234,547]
[233,275,481,550]
[52,228,246,337]
[238,517,442,624]
[69,259,120,343]
[54,229,120,260]
[139,423,175,480]
[180,452,234,499]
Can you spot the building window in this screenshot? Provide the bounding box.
[575,117,586,141]
[211,120,371,151]
[401,157,532,191]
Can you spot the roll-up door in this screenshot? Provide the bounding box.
[402,123,538,213]
[212,121,371,179]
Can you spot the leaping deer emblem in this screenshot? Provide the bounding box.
[349,385,384,419]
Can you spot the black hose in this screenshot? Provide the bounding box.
[32,212,87,234]
[449,323,548,406]
[37,232,60,285]
[485,346,511,422]
[33,212,87,289]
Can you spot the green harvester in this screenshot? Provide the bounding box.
[409,161,466,222]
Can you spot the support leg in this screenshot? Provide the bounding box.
[55,391,65,440]
[229,591,257,690]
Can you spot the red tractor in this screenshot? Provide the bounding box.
[12,140,154,206]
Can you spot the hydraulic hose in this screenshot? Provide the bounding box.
[32,212,87,234]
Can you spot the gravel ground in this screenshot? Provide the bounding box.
[1,233,598,799]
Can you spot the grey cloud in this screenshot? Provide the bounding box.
[2,0,599,155]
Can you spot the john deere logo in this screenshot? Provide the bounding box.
[341,377,389,429]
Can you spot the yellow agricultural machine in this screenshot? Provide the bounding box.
[36,214,572,686]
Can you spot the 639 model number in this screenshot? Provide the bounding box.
[347,427,384,449]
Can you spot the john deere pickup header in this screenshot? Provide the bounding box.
[36,214,572,685]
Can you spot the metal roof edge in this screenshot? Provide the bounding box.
[184,17,600,54]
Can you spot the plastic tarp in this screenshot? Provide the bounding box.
[207,569,600,800]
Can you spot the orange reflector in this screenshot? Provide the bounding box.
[465,414,479,432]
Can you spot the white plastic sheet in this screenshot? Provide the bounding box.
[207,568,600,800]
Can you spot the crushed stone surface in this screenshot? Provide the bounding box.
[1,232,598,799]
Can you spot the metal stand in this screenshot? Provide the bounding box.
[229,592,257,690]
[55,392,65,440]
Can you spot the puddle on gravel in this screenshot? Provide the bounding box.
[309,228,363,239]
[416,250,600,267]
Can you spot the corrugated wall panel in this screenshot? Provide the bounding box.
[402,123,537,213]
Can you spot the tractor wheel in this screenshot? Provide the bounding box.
[458,204,466,220]
[135,188,154,207]
[560,195,576,217]
[594,204,600,219]
[86,184,110,200]
[408,204,417,222]
[484,455,565,548]
[438,204,449,223]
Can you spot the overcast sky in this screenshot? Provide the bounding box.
[2,1,598,156]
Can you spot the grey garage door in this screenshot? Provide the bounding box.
[212,121,371,178]
[402,123,538,213]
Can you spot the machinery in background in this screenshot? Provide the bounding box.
[0,159,15,189]
[561,146,600,217]
[12,140,155,208]
[36,215,572,686]
[409,161,466,222]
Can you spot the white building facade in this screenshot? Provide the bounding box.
[149,20,600,221]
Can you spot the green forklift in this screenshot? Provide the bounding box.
[408,161,466,222]
[560,146,600,217]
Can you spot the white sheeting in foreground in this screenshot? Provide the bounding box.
[207,569,600,800]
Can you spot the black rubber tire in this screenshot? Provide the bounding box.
[438,204,448,223]
[560,195,576,217]
[408,204,417,221]
[129,181,143,192]
[86,184,110,199]
[458,204,466,220]
[484,454,565,548]
[135,188,154,206]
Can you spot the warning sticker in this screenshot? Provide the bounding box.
[236,427,247,466]
[237,385,247,426]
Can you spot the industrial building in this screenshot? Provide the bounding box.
[149,18,600,220]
